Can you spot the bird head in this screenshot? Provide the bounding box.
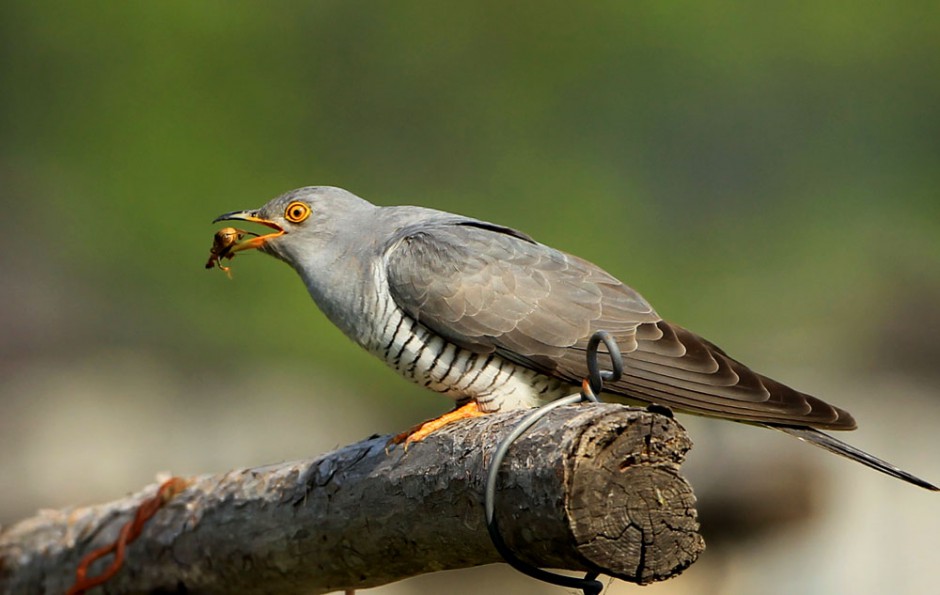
[213,186,376,266]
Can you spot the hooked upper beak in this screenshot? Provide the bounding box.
[212,210,285,253]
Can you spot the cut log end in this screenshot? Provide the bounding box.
[566,410,702,584]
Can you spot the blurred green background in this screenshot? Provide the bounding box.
[2,2,938,594]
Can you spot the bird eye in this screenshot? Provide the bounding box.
[284,201,311,223]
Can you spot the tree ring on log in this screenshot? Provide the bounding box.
[565,408,703,584]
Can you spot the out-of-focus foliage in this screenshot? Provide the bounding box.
[3,1,938,378]
[1,3,938,593]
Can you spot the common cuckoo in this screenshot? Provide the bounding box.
[213,186,936,491]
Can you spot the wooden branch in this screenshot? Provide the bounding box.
[0,404,703,594]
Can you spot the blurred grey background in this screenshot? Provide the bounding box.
[1,2,938,594]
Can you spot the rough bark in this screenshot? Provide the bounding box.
[0,404,703,594]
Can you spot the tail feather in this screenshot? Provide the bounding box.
[770,425,938,491]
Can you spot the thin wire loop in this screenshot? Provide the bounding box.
[484,330,623,595]
[584,329,623,398]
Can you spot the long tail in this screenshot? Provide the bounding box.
[769,425,938,491]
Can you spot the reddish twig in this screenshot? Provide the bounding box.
[66,477,190,595]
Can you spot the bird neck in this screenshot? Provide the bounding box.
[295,247,380,347]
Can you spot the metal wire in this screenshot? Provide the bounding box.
[483,330,623,595]
[584,330,624,398]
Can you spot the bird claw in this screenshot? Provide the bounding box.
[385,402,485,453]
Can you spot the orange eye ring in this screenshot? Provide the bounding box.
[284,201,311,223]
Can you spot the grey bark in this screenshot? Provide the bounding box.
[0,404,703,594]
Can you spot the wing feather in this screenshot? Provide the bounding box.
[384,219,856,430]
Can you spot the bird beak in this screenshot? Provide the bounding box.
[212,210,285,253]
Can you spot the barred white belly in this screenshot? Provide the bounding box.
[360,292,573,412]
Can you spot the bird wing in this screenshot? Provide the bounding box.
[618,320,855,429]
[384,219,657,371]
[385,220,856,430]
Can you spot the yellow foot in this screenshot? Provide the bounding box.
[390,402,486,449]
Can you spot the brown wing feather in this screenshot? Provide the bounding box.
[385,221,657,370]
[385,220,856,430]
[614,321,856,429]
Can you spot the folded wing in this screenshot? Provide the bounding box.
[385,219,855,430]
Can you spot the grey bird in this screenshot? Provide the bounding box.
[214,186,937,491]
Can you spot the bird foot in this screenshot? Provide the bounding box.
[389,401,485,450]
